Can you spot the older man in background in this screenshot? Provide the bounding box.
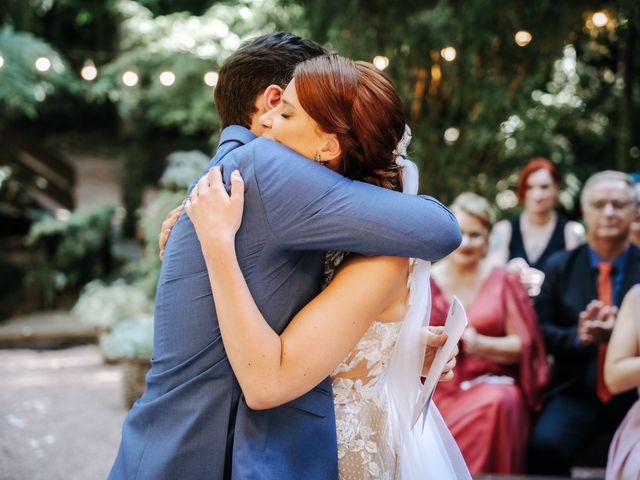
[527,170,640,475]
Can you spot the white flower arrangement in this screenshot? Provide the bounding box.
[72,279,152,330]
[99,314,154,361]
[159,150,209,191]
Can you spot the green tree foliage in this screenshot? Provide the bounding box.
[0,25,75,127]
[284,0,640,206]
[1,0,120,68]
[3,0,638,227]
[88,0,302,137]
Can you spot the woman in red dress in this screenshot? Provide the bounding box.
[431,192,550,474]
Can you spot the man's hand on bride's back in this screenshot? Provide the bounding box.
[184,167,245,249]
[158,205,184,260]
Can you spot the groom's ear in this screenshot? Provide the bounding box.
[261,84,283,111]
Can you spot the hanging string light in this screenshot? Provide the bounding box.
[440,47,457,62]
[373,55,389,70]
[35,56,51,72]
[121,70,139,87]
[0,54,4,69]
[80,60,97,81]
[515,30,533,47]
[159,71,176,86]
[592,11,609,27]
[444,127,460,144]
[204,71,219,87]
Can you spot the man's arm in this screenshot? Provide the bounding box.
[534,254,580,354]
[251,139,461,261]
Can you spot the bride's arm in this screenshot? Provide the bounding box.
[185,167,408,410]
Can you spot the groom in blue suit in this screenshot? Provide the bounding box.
[110,32,461,480]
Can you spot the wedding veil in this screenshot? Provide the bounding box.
[386,152,471,479]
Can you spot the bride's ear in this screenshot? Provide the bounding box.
[319,134,342,164]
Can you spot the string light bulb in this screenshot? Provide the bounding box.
[204,71,219,87]
[122,70,139,87]
[592,11,609,27]
[80,61,97,81]
[159,71,176,86]
[35,56,51,72]
[515,30,533,47]
[440,47,457,62]
[444,127,460,144]
[373,56,389,70]
[0,54,4,69]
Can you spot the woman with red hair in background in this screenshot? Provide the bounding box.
[490,158,585,295]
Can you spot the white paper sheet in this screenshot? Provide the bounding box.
[411,296,468,428]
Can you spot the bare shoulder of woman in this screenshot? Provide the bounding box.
[332,254,409,286]
[564,220,586,249]
[487,219,511,265]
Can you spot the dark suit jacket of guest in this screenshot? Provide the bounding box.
[535,243,640,396]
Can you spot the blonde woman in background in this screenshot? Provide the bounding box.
[431,192,549,474]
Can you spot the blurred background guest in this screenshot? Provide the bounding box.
[605,285,640,480]
[491,157,585,295]
[431,192,549,475]
[528,171,640,476]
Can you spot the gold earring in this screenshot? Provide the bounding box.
[314,153,322,163]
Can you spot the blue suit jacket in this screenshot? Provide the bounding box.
[109,126,461,480]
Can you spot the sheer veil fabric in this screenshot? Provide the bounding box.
[329,150,470,478]
[389,156,471,479]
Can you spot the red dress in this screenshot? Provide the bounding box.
[431,267,549,474]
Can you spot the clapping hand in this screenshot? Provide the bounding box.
[578,300,617,345]
[461,325,480,355]
[506,257,545,296]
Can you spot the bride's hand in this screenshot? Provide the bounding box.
[184,166,245,247]
[422,326,457,381]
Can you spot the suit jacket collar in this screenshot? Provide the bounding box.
[579,243,640,306]
[218,125,256,148]
[587,244,632,272]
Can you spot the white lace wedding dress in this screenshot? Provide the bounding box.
[325,252,471,480]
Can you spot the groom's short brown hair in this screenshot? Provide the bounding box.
[214,32,328,129]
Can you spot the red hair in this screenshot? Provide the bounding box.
[293,55,405,191]
[516,157,560,204]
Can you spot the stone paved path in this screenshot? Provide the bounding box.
[0,345,603,480]
[0,346,126,480]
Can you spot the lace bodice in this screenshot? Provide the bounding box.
[332,322,402,479]
[325,252,403,479]
[322,253,471,480]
